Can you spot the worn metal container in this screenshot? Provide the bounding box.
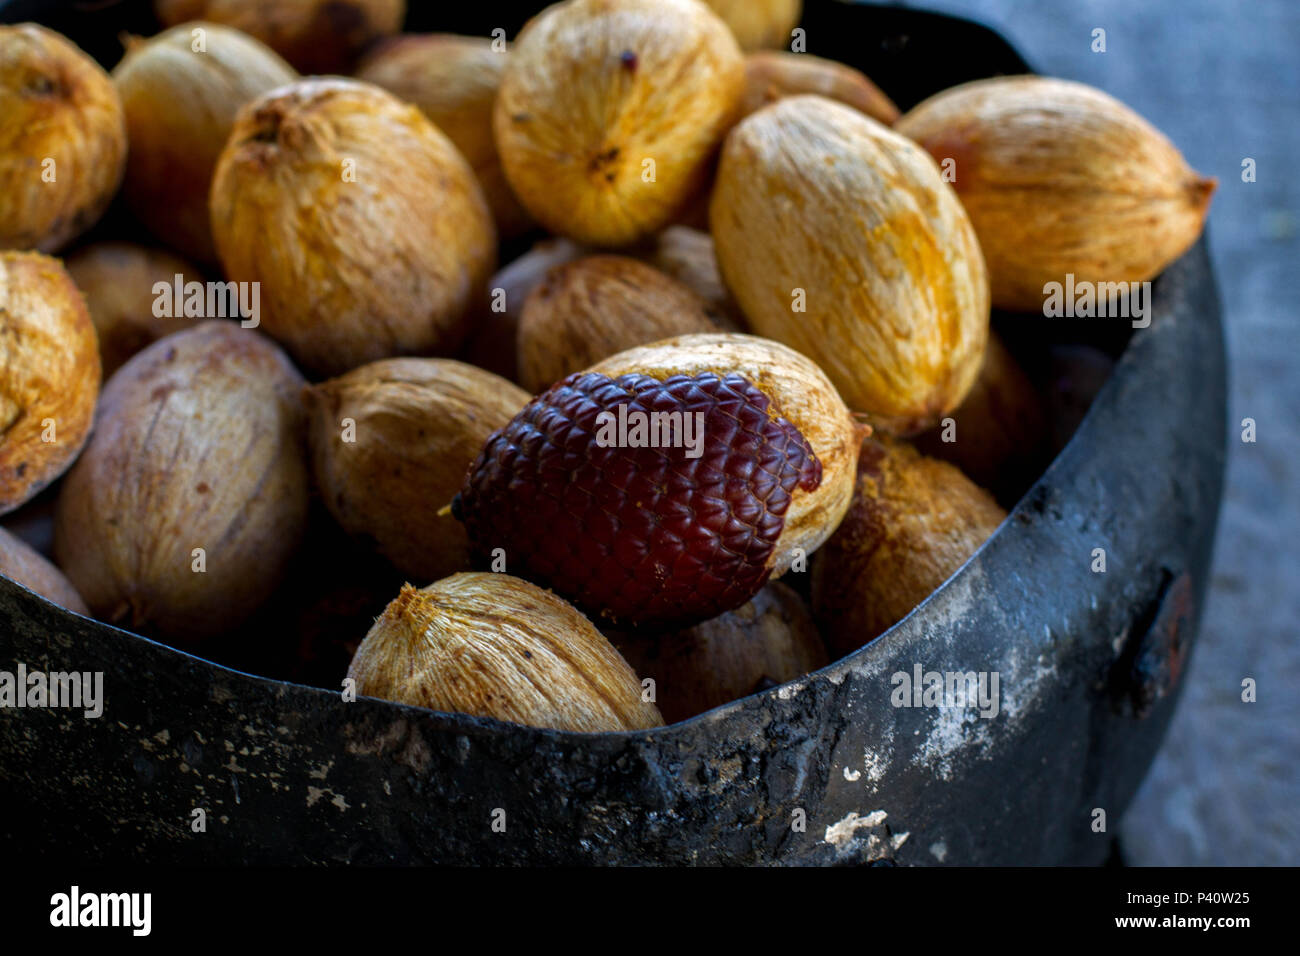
[0,0,1225,864]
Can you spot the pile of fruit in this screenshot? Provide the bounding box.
[0,0,1213,732]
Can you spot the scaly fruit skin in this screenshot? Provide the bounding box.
[455,370,822,627]
[894,76,1216,312]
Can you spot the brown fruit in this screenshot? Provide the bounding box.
[711,95,989,434]
[112,23,297,264]
[459,237,587,382]
[517,255,732,393]
[631,225,744,326]
[585,333,861,576]
[0,24,126,252]
[740,50,898,126]
[494,0,744,246]
[894,76,1216,312]
[913,331,1048,501]
[305,358,530,583]
[702,0,801,51]
[64,242,205,377]
[0,252,100,516]
[154,0,405,74]
[0,524,88,615]
[210,77,497,376]
[610,581,826,723]
[1046,344,1116,452]
[356,34,532,238]
[811,433,1006,658]
[348,573,665,732]
[53,322,309,644]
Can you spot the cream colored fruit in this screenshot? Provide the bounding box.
[517,255,729,392]
[0,252,100,515]
[894,76,1216,312]
[0,525,89,615]
[112,23,296,264]
[348,573,665,732]
[209,78,497,377]
[711,95,989,434]
[702,0,801,51]
[740,50,898,125]
[494,0,744,246]
[0,24,125,252]
[356,34,532,238]
[585,333,861,575]
[305,359,530,583]
[53,322,309,644]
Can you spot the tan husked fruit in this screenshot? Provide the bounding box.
[0,525,89,615]
[112,23,297,264]
[517,256,731,393]
[702,0,801,51]
[494,0,744,246]
[711,95,990,434]
[632,225,744,326]
[0,252,100,515]
[894,76,1216,312]
[154,0,405,74]
[305,358,530,583]
[210,78,497,377]
[348,573,665,732]
[0,24,126,252]
[913,331,1048,501]
[53,322,310,644]
[586,333,862,575]
[357,34,532,239]
[811,434,1006,658]
[610,581,826,723]
[740,51,898,126]
[64,242,205,377]
[459,237,586,382]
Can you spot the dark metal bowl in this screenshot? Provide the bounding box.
[0,0,1225,864]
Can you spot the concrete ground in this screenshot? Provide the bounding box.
[894,0,1299,864]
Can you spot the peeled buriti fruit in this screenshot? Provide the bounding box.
[0,524,88,615]
[740,51,898,126]
[154,0,405,74]
[210,78,496,376]
[894,76,1216,312]
[632,226,743,326]
[112,23,296,264]
[517,255,730,393]
[494,0,744,246]
[53,322,309,644]
[913,331,1048,502]
[356,34,532,238]
[456,333,859,626]
[0,24,126,252]
[64,242,204,377]
[811,434,1006,658]
[348,573,664,732]
[0,252,100,516]
[460,237,586,382]
[702,0,800,51]
[305,358,530,583]
[611,581,826,723]
[711,95,989,434]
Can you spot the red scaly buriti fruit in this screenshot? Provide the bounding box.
[453,370,822,627]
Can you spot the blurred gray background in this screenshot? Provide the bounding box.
[895,0,1298,865]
